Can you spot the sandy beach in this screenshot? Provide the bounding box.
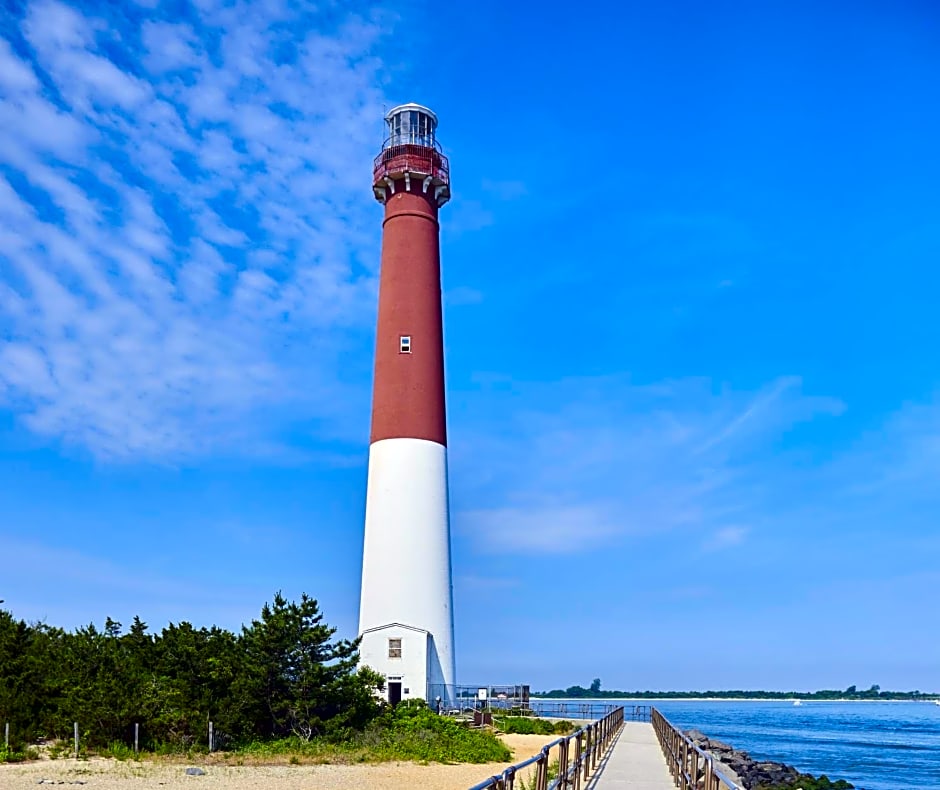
[0,733,560,790]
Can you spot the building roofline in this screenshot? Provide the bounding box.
[360,622,430,636]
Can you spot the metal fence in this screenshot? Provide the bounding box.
[428,684,531,714]
[651,708,742,790]
[468,705,625,790]
[528,702,651,722]
[373,143,450,185]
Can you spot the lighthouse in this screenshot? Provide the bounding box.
[357,104,455,707]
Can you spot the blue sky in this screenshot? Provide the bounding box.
[1,0,939,692]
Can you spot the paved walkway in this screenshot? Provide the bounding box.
[592,721,674,790]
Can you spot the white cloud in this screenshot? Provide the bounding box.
[141,21,202,72]
[460,504,623,554]
[453,376,842,554]
[0,39,40,92]
[0,0,391,460]
[455,575,520,593]
[703,525,749,551]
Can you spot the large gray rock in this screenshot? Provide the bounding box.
[184,767,207,776]
[708,738,734,753]
[684,728,804,790]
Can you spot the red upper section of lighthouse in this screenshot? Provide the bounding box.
[369,103,450,447]
[373,143,449,193]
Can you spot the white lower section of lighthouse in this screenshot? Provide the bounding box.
[358,437,456,706]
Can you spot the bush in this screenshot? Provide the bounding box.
[495,716,553,735]
[370,701,511,763]
[100,741,137,761]
[494,716,576,736]
[0,745,39,763]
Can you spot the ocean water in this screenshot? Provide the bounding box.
[541,699,940,790]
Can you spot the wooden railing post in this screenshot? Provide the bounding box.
[650,708,745,790]
[672,729,680,785]
[467,706,626,790]
[559,738,568,790]
[573,732,582,790]
[584,726,592,781]
[681,738,689,789]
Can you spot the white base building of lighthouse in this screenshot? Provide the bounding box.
[358,438,456,706]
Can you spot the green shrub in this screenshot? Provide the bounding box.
[100,741,137,761]
[494,716,576,736]
[0,745,39,763]
[494,716,555,735]
[236,737,333,758]
[369,701,511,763]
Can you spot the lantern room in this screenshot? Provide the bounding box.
[373,103,450,205]
[385,104,438,148]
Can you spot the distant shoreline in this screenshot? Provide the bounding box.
[531,696,940,703]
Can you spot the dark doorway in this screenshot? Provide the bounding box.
[388,682,402,706]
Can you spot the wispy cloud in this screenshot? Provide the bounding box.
[455,575,521,593]
[451,367,940,569]
[460,504,623,554]
[1,535,263,628]
[0,0,390,460]
[452,375,843,554]
[702,525,749,551]
[837,396,940,500]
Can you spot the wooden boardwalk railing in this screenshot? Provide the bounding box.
[468,706,625,790]
[651,708,742,790]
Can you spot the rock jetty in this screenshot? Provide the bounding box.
[685,729,854,790]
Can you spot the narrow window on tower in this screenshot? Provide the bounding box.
[388,638,402,659]
[400,335,411,354]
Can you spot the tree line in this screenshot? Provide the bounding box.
[536,680,938,700]
[0,593,384,750]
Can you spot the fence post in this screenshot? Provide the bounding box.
[4,721,8,749]
[537,750,548,790]
[595,723,601,771]
[73,722,79,758]
[583,726,591,784]
[572,732,581,790]
[134,723,139,757]
[208,721,213,753]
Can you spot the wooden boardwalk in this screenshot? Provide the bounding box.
[592,721,675,789]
